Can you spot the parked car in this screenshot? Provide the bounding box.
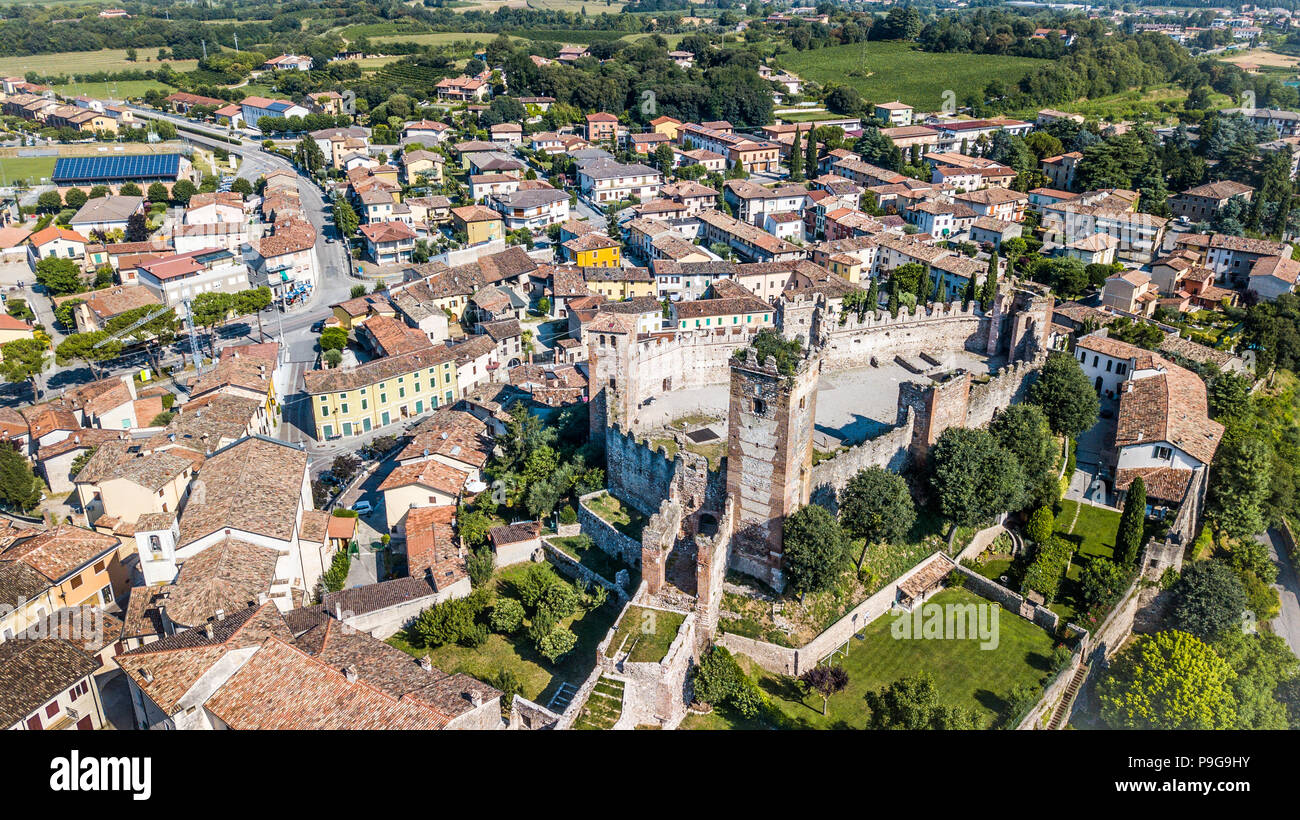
[352,499,373,515]
[311,319,325,333]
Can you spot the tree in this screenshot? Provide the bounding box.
[1169,560,1249,641]
[330,453,362,484]
[801,665,849,715]
[865,672,978,729]
[0,444,43,511]
[929,427,1025,526]
[691,645,766,718]
[489,597,525,634]
[1099,630,1237,730]
[63,188,87,210]
[147,182,168,203]
[1207,371,1251,423]
[119,182,142,198]
[55,332,122,380]
[1116,476,1146,566]
[349,285,367,299]
[295,136,326,176]
[979,250,998,310]
[1207,432,1271,541]
[171,179,197,206]
[0,338,48,400]
[190,291,234,357]
[53,298,83,331]
[333,195,359,237]
[1028,352,1099,437]
[457,505,492,549]
[231,177,253,196]
[535,625,577,662]
[322,349,342,368]
[1079,557,1128,610]
[34,257,83,296]
[1025,505,1054,544]
[125,211,148,243]
[782,504,849,595]
[805,125,819,177]
[988,404,1056,504]
[235,287,272,342]
[319,327,348,353]
[838,466,914,546]
[788,129,804,182]
[37,190,62,213]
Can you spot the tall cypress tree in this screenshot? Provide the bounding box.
[1117,476,1147,567]
[962,276,975,310]
[980,250,999,310]
[789,129,804,182]
[866,279,879,316]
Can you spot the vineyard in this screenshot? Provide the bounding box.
[377,59,460,90]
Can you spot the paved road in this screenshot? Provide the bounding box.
[1258,528,1300,655]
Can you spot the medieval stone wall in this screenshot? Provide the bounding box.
[578,491,643,567]
[821,301,989,370]
[809,410,916,508]
[966,356,1045,429]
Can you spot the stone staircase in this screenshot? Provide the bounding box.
[1046,663,1090,730]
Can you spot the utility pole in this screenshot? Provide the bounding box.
[234,33,239,52]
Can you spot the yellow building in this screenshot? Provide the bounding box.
[304,346,461,439]
[451,205,504,246]
[650,116,682,140]
[331,294,397,331]
[582,265,655,300]
[825,252,866,284]
[0,314,35,359]
[564,233,622,268]
[0,524,129,613]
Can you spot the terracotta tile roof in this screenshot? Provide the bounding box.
[320,575,439,618]
[0,559,51,608]
[37,427,127,461]
[119,585,165,640]
[163,536,280,629]
[20,402,80,439]
[1116,364,1224,465]
[360,314,433,357]
[402,505,466,588]
[378,459,468,497]
[304,344,459,395]
[1,524,119,584]
[398,408,491,468]
[1075,333,1157,366]
[298,510,330,544]
[22,606,124,653]
[1115,466,1195,504]
[0,639,98,728]
[73,439,194,490]
[1180,180,1253,200]
[177,436,307,548]
[490,521,539,547]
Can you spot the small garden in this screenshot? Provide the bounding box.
[550,533,637,587]
[605,605,686,663]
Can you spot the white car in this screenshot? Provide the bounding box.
[351,500,373,515]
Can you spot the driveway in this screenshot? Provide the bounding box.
[1258,528,1300,655]
[97,671,135,730]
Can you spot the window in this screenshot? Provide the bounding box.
[46,702,59,718]
[341,404,349,414]
[99,586,113,606]
[752,397,766,414]
[1154,445,1173,460]
[93,560,104,574]
[149,535,162,554]
[70,575,82,590]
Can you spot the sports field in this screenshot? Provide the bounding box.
[781,41,1047,111]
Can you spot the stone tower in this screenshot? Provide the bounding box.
[897,369,972,465]
[585,313,637,442]
[725,345,821,592]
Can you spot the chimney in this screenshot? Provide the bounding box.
[215,609,225,621]
[141,668,154,683]
[343,666,358,683]
[203,623,214,639]
[418,656,433,672]
[469,690,483,708]
[257,592,268,605]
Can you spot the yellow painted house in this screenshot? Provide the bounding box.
[563,233,621,268]
[0,314,35,359]
[582,265,655,300]
[304,346,461,439]
[451,205,504,246]
[650,116,682,140]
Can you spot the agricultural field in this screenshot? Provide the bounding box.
[1011,84,1236,124]
[0,49,198,77]
[781,41,1046,111]
[1216,46,1300,69]
[47,79,172,101]
[371,32,514,48]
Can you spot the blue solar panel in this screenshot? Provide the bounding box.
[52,154,182,183]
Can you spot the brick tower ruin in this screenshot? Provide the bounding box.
[725,344,821,592]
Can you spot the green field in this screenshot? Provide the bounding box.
[0,49,198,77]
[1051,499,1122,622]
[371,31,518,48]
[781,41,1047,111]
[682,587,1059,730]
[0,156,55,185]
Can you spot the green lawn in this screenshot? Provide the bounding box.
[585,491,646,540]
[387,563,621,707]
[49,79,172,100]
[605,605,685,663]
[0,156,55,185]
[550,534,636,586]
[781,41,1047,110]
[1051,499,1122,622]
[683,588,1059,730]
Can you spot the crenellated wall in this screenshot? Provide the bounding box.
[966,355,1045,429]
[821,300,989,370]
[604,423,719,520]
[809,409,916,508]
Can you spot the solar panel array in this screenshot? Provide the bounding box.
[52,153,182,184]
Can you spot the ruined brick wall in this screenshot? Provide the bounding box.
[953,563,1061,634]
[809,410,916,508]
[822,301,988,370]
[641,500,681,596]
[694,495,734,649]
[604,423,721,522]
[725,350,820,591]
[578,491,643,566]
[899,370,972,463]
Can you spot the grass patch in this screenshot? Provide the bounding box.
[686,587,1059,730]
[585,491,646,540]
[50,79,172,99]
[550,535,636,585]
[386,562,620,707]
[1050,499,1121,623]
[572,676,624,730]
[605,605,685,663]
[781,41,1046,110]
[0,155,55,185]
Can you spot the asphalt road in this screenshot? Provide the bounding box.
[1258,528,1300,655]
